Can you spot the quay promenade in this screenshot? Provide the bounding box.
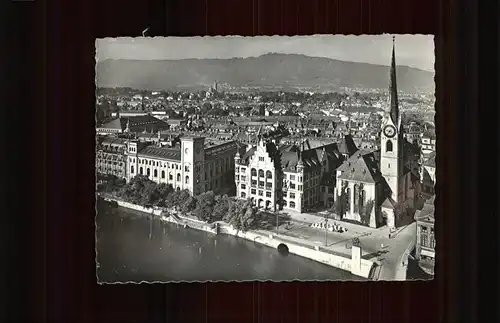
[269,209,417,281]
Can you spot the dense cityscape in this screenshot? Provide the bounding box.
[96,37,436,281]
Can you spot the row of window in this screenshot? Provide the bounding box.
[285,182,302,190]
[245,189,272,198]
[249,180,273,189]
[97,168,125,175]
[248,169,273,179]
[130,166,190,184]
[97,147,126,153]
[134,158,185,170]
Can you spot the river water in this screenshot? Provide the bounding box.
[96,203,366,282]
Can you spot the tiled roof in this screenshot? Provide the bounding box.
[100,118,124,130]
[138,146,181,161]
[99,115,170,133]
[382,196,397,208]
[415,196,435,221]
[100,137,127,146]
[336,150,382,183]
[305,138,338,149]
[205,141,238,159]
[280,151,300,172]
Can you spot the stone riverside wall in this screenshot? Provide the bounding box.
[104,197,374,279]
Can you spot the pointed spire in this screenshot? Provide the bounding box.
[297,143,304,170]
[389,35,399,125]
[235,141,241,156]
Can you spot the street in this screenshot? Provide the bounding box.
[260,209,417,280]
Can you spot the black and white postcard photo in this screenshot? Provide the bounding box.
[95,34,436,283]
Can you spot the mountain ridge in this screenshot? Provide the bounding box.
[96,53,435,92]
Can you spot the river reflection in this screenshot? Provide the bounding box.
[96,204,365,282]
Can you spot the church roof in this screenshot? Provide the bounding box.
[382,196,397,209]
[336,150,382,183]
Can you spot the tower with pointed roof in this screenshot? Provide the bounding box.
[124,119,130,133]
[234,141,241,164]
[380,36,405,208]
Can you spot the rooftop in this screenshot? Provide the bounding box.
[423,151,436,168]
[336,150,382,183]
[138,146,181,161]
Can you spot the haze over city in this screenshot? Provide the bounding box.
[96,35,435,72]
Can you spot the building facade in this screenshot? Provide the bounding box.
[126,136,237,196]
[404,122,423,144]
[95,137,128,179]
[235,138,344,213]
[235,140,281,210]
[414,195,435,275]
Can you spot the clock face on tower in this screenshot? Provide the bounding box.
[184,147,189,155]
[195,147,201,155]
[383,125,396,138]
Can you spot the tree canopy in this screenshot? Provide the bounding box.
[107,175,259,230]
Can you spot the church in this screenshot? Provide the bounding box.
[334,37,421,230]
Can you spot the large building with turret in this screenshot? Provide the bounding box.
[125,136,238,196]
[234,135,355,213]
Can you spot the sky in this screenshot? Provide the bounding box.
[96,34,434,72]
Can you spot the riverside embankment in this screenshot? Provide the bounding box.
[102,197,375,279]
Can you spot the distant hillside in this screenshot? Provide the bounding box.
[96,53,434,93]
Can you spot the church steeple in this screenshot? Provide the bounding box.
[389,36,399,125]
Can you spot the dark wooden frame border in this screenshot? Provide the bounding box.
[6,0,483,321]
